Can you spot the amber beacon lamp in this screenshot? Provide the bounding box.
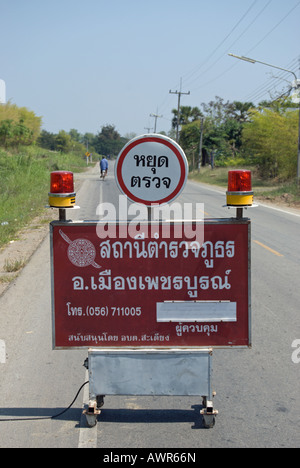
[226,170,253,207]
[48,171,77,220]
[226,170,256,219]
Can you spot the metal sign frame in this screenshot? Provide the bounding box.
[50,218,251,350]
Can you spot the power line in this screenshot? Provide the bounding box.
[157,0,260,113]
[184,1,271,90]
[246,0,300,56]
[184,0,272,90]
[245,56,299,102]
[188,2,300,94]
[181,0,258,86]
[155,1,300,126]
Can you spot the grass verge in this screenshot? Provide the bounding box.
[0,145,89,248]
[189,166,300,207]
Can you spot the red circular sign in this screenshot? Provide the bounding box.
[115,134,188,206]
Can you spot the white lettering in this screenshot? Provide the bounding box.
[147,452,196,463]
[291,339,300,364]
[96,196,205,244]
[0,339,6,364]
[103,453,138,465]
[96,202,117,239]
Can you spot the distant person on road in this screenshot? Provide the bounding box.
[100,156,108,180]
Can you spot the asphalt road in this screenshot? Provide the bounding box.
[0,161,299,448]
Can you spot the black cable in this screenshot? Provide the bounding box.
[0,381,89,422]
[51,380,89,420]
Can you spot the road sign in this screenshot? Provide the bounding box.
[50,219,251,349]
[115,134,188,206]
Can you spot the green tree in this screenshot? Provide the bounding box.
[37,130,57,150]
[82,132,97,154]
[0,120,14,147]
[69,128,82,142]
[258,97,298,113]
[242,103,298,179]
[0,118,34,148]
[55,130,73,153]
[230,101,254,122]
[12,119,34,147]
[0,102,42,142]
[178,98,255,168]
[94,124,127,157]
[172,106,202,130]
[178,120,201,169]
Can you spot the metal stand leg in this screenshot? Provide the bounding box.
[83,396,105,427]
[236,207,243,219]
[83,400,100,427]
[59,208,66,221]
[83,357,104,427]
[200,391,218,428]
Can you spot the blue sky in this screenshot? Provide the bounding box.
[1,0,299,137]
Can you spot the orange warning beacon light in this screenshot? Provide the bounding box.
[226,170,253,207]
[48,171,76,208]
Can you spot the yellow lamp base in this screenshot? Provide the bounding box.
[226,191,253,207]
[48,193,76,208]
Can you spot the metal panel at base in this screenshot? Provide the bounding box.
[88,348,212,398]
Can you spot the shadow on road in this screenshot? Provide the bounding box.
[0,404,206,429]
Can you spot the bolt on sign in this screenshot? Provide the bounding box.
[50,219,251,349]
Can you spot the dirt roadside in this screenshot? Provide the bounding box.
[0,169,299,297]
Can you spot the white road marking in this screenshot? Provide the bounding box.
[256,201,300,218]
[0,339,6,363]
[188,180,300,218]
[78,369,98,448]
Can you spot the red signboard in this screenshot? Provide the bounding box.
[50,220,250,349]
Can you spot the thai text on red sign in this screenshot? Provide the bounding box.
[50,220,250,349]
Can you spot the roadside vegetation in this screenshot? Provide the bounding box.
[0,102,132,249]
[189,166,300,207]
[0,95,299,249]
[0,145,88,248]
[174,97,299,206]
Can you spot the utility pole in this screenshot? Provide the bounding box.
[198,118,204,173]
[144,126,153,134]
[169,78,190,142]
[149,112,162,133]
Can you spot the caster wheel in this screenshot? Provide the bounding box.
[203,415,215,429]
[85,412,98,427]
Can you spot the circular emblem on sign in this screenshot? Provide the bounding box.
[115,134,188,206]
[59,230,101,268]
[67,238,96,267]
